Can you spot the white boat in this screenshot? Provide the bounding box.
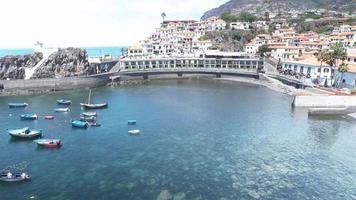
[80,90,108,109]
[81,112,97,117]
[54,108,70,112]
[128,129,140,135]
[7,127,42,139]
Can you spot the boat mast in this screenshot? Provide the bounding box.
[88,90,92,104]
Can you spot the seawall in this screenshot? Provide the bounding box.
[0,73,111,96]
[293,95,356,108]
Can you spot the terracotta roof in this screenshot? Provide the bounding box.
[285,56,330,67]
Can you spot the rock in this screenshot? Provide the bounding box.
[247,190,261,199]
[205,30,253,52]
[0,53,42,80]
[157,190,173,200]
[173,192,186,200]
[32,47,95,79]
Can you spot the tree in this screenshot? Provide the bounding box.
[329,43,347,87]
[316,50,328,76]
[161,12,166,22]
[264,12,270,21]
[238,12,258,22]
[257,45,271,57]
[338,62,349,88]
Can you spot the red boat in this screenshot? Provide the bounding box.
[44,116,55,120]
[34,139,61,148]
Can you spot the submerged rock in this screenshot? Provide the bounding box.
[32,47,95,79]
[173,192,186,200]
[157,190,173,200]
[0,53,43,80]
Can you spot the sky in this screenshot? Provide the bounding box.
[0,0,226,48]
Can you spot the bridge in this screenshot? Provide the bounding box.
[108,68,260,82]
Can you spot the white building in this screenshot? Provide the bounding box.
[230,21,252,30]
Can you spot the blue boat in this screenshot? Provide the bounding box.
[71,120,88,129]
[128,120,137,125]
[20,114,38,120]
[56,99,71,105]
[8,103,28,108]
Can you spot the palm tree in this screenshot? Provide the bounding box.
[161,12,166,22]
[323,43,347,87]
[316,50,327,76]
[338,62,349,88]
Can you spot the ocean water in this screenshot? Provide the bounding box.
[0,79,356,200]
[0,47,125,57]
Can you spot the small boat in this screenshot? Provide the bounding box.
[44,115,55,120]
[7,127,42,139]
[54,108,70,112]
[128,129,140,135]
[0,171,30,182]
[80,103,108,109]
[71,120,88,129]
[20,114,38,120]
[56,99,71,105]
[89,122,101,127]
[128,120,137,125]
[8,103,28,108]
[82,112,97,117]
[80,116,96,123]
[34,139,61,148]
[80,90,108,109]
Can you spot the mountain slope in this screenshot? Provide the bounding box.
[201,0,355,20]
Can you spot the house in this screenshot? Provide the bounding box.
[230,21,252,30]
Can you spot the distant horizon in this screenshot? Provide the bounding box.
[0,0,226,48]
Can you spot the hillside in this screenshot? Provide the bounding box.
[201,0,355,20]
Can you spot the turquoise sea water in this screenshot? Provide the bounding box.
[0,47,125,57]
[0,79,356,199]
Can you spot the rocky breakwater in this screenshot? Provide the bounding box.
[0,53,43,80]
[31,47,96,79]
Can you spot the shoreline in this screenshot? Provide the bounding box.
[0,74,306,97]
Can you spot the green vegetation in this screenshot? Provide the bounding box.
[316,43,347,87]
[161,12,166,22]
[292,16,356,34]
[257,45,271,57]
[221,11,258,23]
[338,62,349,87]
[198,35,206,41]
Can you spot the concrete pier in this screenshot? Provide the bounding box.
[293,96,356,108]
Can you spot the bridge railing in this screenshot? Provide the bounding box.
[119,67,258,74]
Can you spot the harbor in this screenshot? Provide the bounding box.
[1,79,356,199]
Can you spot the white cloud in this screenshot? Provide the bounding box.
[0,0,226,48]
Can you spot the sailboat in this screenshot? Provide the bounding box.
[80,90,108,109]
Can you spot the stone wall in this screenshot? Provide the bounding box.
[0,73,111,96]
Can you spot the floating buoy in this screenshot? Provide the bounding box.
[44,116,55,120]
[128,129,140,135]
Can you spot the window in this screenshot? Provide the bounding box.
[294,65,297,71]
[307,67,311,74]
[300,66,304,73]
[317,68,321,73]
[323,68,329,73]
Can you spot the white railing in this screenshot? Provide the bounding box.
[120,67,258,74]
